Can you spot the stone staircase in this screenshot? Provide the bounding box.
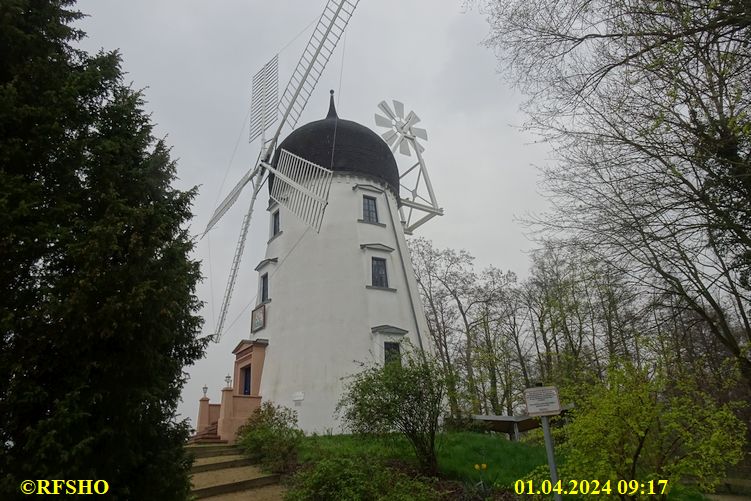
[188,421,226,445]
[187,444,284,500]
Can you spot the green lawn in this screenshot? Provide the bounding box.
[436,432,547,487]
[299,431,547,486]
[297,432,711,500]
[299,433,413,464]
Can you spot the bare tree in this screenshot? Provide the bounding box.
[409,238,463,418]
[481,0,751,387]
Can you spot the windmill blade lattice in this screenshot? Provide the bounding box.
[276,0,360,135]
[375,100,428,156]
[248,54,279,143]
[204,166,259,236]
[268,149,333,233]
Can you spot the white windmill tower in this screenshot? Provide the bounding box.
[198,0,443,437]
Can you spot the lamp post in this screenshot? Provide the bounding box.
[224,374,232,388]
[202,384,208,398]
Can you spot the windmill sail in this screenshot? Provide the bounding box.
[276,0,360,136]
[204,166,259,236]
[248,54,279,143]
[207,0,362,342]
[204,0,361,239]
[269,149,333,233]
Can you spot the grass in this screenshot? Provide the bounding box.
[436,432,547,487]
[299,431,547,486]
[297,432,714,500]
[299,433,413,464]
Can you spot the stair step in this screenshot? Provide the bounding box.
[186,445,242,458]
[188,421,219,443]
[191,466,279,499]
[193,454,247,467]
[192,458,255,474]
[190,438,227,445]
[195,484,286,500]
[192,465,265,489]
[192,476,280,499]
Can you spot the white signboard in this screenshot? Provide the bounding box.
[524,386,561,417]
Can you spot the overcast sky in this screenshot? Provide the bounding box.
[73,0,550,426]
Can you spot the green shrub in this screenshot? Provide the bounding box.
[337,351,445,474]
[285,456,437,501]
[521,361,746,500]
[236,402,304,474]
[562,362,745,495]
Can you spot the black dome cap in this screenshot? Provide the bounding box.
[271,91,399,194]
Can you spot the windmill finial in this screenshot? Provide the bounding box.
[327,90,338,119]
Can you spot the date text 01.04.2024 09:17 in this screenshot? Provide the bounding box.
[514,479,670,496]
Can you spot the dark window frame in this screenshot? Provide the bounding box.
[362,195,378,223]
[261,273,269,303]
[371,257,388,288]
[384,342,401,366]
[242,366,251,395]
[272,210,280,236]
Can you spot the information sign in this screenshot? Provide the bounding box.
[524,386,561,417]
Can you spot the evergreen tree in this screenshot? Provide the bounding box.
[0,1,207,498]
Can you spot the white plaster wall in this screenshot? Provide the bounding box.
[254,172,432,433]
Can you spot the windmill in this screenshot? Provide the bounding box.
[195,1,447,437]
[204,0,361,341]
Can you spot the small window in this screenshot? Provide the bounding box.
[363,196,378,223]
[261,273,269,303]
[384,342,401,366]
[242,366,251,395]
[372,258,388,288]
[272,210,280,236]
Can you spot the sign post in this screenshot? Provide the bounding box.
[524,386,562,501]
